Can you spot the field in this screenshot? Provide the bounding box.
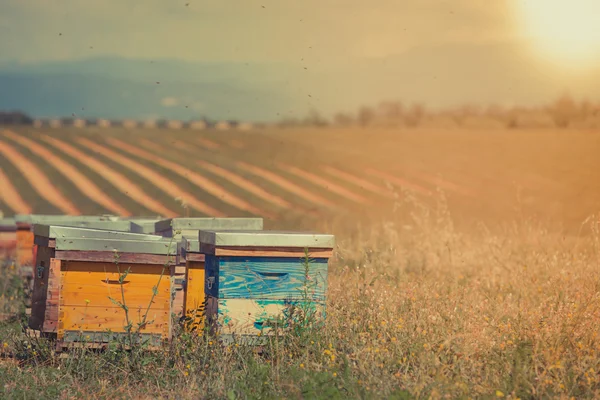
[1,126,600,399]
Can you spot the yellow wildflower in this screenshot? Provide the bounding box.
[496,391,504,398]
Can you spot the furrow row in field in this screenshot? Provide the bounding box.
[147,137,325,217]
[39,135,178,218]
[0,139,80,214]
[2,130,131,216]
[412,170,476,197]
[0,167,32,214]
[104,137,270,218]
[321,166,394,198]
[157,135,373,212]
[195,160,292,210]
[206,130,476,200]
[236,161,336,209]
[276,163,369,204]
[76,138,223,217]
[190,132,399,204]
[365,168,433,196]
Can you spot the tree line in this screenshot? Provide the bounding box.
[278,94,600,129]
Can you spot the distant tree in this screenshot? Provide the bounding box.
[547,93,579,128]
[304,109,328,127]
[357,106,375,127]
[404,103,426,127]
[0,111,33,125]
[378,101,404,125]
[333,112,354,126]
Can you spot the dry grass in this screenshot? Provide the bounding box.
[1,192,599,399]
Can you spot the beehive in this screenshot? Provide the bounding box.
[200,230,335,344]
[0,218,16,258]
[154,218,264,320]
[29,225,178,349]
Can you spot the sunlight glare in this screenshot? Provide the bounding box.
[514,0,600,69]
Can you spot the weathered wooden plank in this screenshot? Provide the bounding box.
[43,259,62,333]
[34,224,163,240]
[200,244,333,258]
[199,230,335,249]
[205,256,328,300]
[59,306,169,335]
[155,218,263,237]
[55,237,178,255]
[15,214,121,224]
[61,286,170,308]
[61,261,172,285]
[29,246,55,330]
[33,222,137,238]
[186,253,205,262]
[207,298,325,336]
[54,251,176,265]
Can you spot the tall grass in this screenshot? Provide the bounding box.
[1,193,599,399]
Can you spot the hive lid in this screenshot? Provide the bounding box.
[54,237,179,255]
[0,218,16,232]
[154,217,264,234]
[14,214,121,224]
[199,230,335,249]
[34,224,164,241]
[34,220,134,233]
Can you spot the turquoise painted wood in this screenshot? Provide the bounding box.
[210,297,326,337]
[204,256,328,300]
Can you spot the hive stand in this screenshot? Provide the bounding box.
[199,230,335,345]
[153,218,264,321]
[29,225,178,351]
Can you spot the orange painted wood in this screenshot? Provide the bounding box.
[183,260,206,332]
[58,260,172,339]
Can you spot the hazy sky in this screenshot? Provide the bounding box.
[1,0,600,111]
[0,1,514,62]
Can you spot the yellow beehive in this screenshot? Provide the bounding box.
[29,225,178,350]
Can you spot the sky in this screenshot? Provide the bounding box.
[1,0,600,116]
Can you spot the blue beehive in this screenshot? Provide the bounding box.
[200,230,335,344]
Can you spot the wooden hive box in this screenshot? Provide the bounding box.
[199,230,335,344]
[29,225,178,350]
[0,218,17,259]
[154,218,264,321]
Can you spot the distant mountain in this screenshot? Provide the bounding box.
[0,43,598,121]
[0,71,290,121]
